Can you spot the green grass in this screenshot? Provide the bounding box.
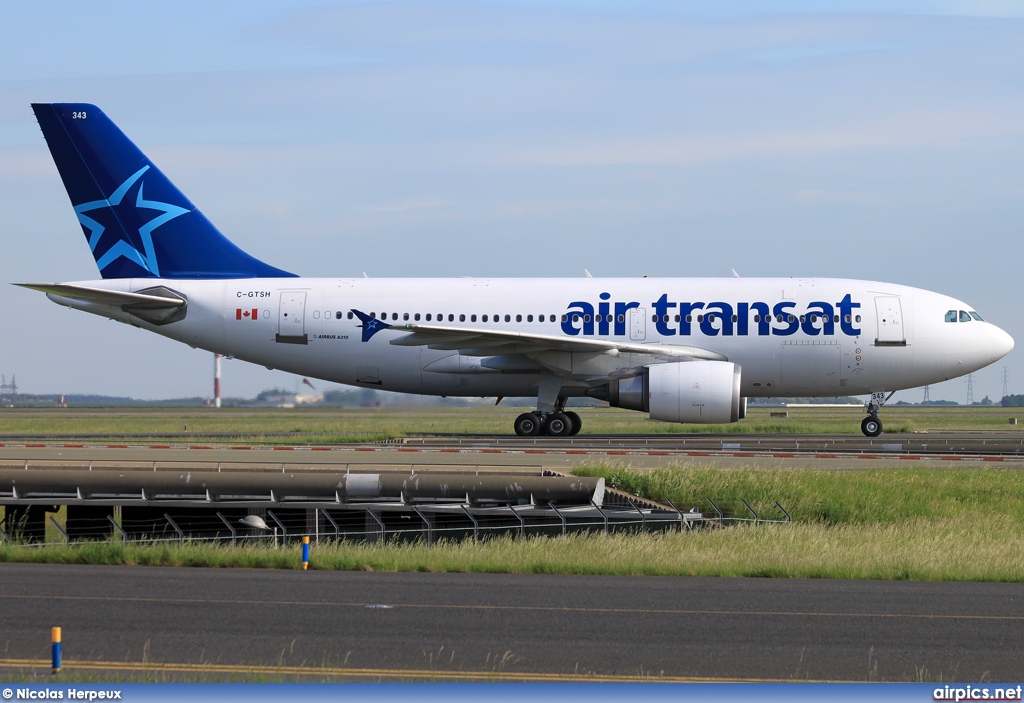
[4,407,1024,582]
[1,405,1022,442]
[5,465,1024,581]
[2,518,1023,581]
[573,463,1024,525]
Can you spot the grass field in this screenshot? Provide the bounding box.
[3,406,1024,581]
[3,463,1024,581]
[0,404,1022,441]
[2,512,1021,581]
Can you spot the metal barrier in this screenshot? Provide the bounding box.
[0,497,786,549]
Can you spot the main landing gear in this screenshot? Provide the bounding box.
[516,376,582,437]
[514,409,582,437]
[860,391,893,438]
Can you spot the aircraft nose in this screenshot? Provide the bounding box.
[991,325,1014,362]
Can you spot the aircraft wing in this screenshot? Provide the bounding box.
[386,322,728,361]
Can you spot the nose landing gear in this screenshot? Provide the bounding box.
[861,415,882,437]
[861,391,893,437]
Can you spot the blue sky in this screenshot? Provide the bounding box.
[1,1,1021,402]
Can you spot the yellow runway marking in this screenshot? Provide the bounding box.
[0,658,828,683]
[1,593,1021,622]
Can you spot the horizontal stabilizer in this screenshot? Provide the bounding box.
[16,283,185,308]
[17,282,188,325]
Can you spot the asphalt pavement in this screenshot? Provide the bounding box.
[1,563,1021,682]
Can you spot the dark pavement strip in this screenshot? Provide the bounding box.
[0,563,1021,681]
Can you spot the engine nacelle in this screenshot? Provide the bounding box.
[589,361,745,424]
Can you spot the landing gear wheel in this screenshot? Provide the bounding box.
[514,412,542,437]
[564,411,582,436]
[543,412,573,437]
[861,416,883,437]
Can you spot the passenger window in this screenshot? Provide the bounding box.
[448,314,454,322]
[460,314,466,322]
[482,314,488,322]
[697,315,704,323]
[471,314,477,322]
[403,313,409,321]
[753,314,760,323]
[415,313,421,321]
[425,314,432,321]
[855,315,861,323]
[618,314,625,323]
[960,310,971,322]
[505,314,511,322]
[732,314,738,323]
[561,314,568,323]
[651,314,657,322]
[970,312,984,321]
[527,314,533,322]
[517,314,523,322]
[945,310,957,323]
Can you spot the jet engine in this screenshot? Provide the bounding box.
[587,361,745,424]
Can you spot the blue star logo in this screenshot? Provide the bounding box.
[352,309,391,342]
[73,166,189,276]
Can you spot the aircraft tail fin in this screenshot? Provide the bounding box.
[31,103,296,279]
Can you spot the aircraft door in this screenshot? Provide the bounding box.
[629,308,646,342]
[277,291,308,344]
[875,296,905,346]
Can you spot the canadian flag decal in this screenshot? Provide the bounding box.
[236,308,259,321]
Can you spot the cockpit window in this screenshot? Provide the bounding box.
[959,310,972,322]
[945,310,957,323]
[970,311,984,321]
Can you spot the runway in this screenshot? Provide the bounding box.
[1,563,1021,682]
[2,431,1024,474]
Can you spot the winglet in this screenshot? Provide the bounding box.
[351,309,392,342]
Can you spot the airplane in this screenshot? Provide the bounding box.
[18,103,1014,437]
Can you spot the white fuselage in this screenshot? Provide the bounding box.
[50,276,1012,401]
